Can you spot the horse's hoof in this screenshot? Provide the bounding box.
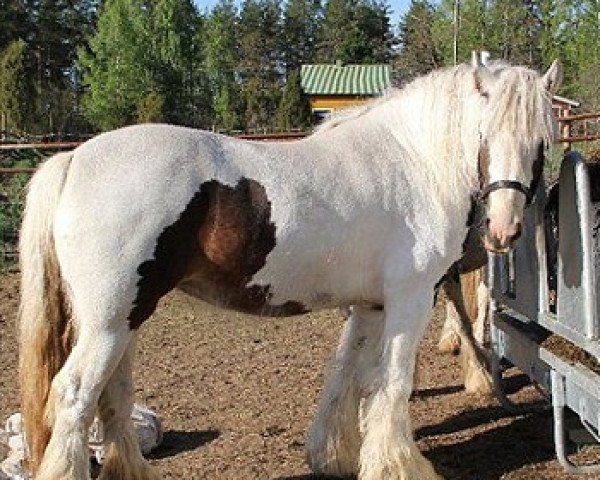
[437,331,461,355]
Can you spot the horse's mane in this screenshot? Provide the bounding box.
[313,61,556,150]
[313,91,394,133]
[483,64,556,149]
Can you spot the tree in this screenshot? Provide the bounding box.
[27,0,98,133]
[203,0,242,130]
[395,0,442,82]
[238,0,283,130]
[486,0,540,66]
[355,0,394,63]
[0,39,27,132]
[276,69,312,130]
[79,0,156,130]
[317,0,393,64]
[148,0,209,126]
[0,0,31,52]
[282,0,322,72]
[568,0,600,105]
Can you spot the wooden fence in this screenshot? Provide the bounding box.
[557,112,600,150]
[2,123,600,266]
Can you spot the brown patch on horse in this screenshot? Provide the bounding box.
[128,178,305,329]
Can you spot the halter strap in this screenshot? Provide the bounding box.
[478,180,534,205]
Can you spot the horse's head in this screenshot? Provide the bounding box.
[473,56,562,253]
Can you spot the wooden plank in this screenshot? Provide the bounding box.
[557,134,600,143]
[560,112,600,122]
[0,141,82,151]
[0,167,37,174]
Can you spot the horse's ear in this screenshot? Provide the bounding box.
[542,59,563,93]
[471,51,482,68]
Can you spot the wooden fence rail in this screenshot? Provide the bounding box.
[557,112,600,148]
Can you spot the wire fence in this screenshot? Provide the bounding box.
[0,125,598,271]
[0,132,310,270]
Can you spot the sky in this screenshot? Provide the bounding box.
[193,0,413,26]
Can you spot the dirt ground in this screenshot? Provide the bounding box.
[1,272,599,479]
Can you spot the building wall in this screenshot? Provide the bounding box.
[309,95,373,112]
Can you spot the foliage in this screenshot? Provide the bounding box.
[394,0,442,83]
[136,90,166,123]
[203,0,241,130]
[283,0,322,72]
[238,0,283,130]
[78,0,155,130]
[149,0,210,126]
[0,40,27,132]
[276,69,312,130]
[0,151,45,270]
[317,0,393,64]
[1,0,600,135]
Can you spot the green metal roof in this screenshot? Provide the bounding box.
[300,64,391,96]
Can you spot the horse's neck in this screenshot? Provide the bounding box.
[309,88,480,216]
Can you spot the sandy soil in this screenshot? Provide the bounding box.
[1,272,599,479]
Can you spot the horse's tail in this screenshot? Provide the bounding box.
[18,151,75,473]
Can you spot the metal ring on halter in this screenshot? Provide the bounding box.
[478,180,534,205]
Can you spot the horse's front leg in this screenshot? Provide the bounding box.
[307,306,383,476]
[359,287,443,480]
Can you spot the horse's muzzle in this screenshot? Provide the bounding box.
[483,220,522,253]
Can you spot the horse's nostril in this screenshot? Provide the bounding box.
[512,222,523,241]
[486,218,491,228]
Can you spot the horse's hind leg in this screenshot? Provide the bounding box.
[307,306,383,476]
[37,324,132,480]
[97,337,160,480]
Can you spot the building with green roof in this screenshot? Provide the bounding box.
[300,63,391,120]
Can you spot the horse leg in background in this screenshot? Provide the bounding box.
[359,286,442,480]
[97,337,160,480]
[437,296,462,355]
[442,270,493,396]
[474,276,489,346]
[307,306,383,476]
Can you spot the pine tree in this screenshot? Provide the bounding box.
[395,0,442,81]
[282,0,322,72]
[487,0,539,66]
[276,69,312,130]
[203,0,242,130]
[238,0,283,130]
[28,0,98,133]
[569,1,600,106]
[317,0,393,64]
[0,39,27,132]
[0,0,31,52]
[432,0,490,66]
[79,0,156,130]
[148,0,207,126]
[355,0,394,63]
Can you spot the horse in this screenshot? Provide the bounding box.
[437,229,492,395]
[18,55,561,480]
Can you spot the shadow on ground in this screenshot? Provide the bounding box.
[424,408,556,480]
[148,429,220,459]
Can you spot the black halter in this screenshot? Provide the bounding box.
[476,142,544,208]
[478,180,534,205]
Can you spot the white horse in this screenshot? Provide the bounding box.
[18,56,561,480]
